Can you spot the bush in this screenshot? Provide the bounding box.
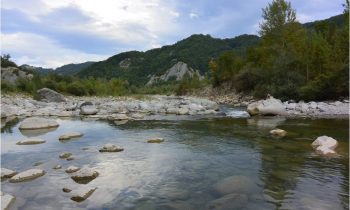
[66,82,86,96]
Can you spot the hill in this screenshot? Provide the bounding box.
[20,62,95,76]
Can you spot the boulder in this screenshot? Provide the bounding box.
[9,169,45,183]
[70,187,97,202]
[99,143,124,152]
[59,132,83,140]
[1,192,15,210]
[65,166,80,173]
[16,138,46,145]
[247,96,286,116]
[269,129,287,137]
[114,120,128,125]
[36,88,66,102]
[1,168,17,179]
[80,106,98,115]
[71,168,99,184]
[147,138,165,143]
[53,165,62,169]
[63,188,72,193]
[19,117,59,130]
[213,175,254,196]
[207,193,248,210]
[59,152,72,159]
[311,136,338,155]
[108,114,129,121]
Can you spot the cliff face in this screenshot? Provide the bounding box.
[146,62,203,86]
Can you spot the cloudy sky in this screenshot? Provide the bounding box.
[1,0,344,68]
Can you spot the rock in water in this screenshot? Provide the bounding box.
[1,168,17,179]
[9,169,45,183]
[80,106,98,115]
[207,193,248,210]
[269,129,287,137]
[59,132,83,140]
[311,136,338,155]
[63,188,72,193]
[99,144,124,152]
[1,192,16,210]
[213,175,255,196]
[36,88,66,102]
[59,152,72,159]
[65,166,80,173]
[19,117,59,130]
[247,96,286,116]
[53,165,62,169]
[147,138,165,143]
[70,187,97,202]
[16,138,46,145]
[71,168,99,184]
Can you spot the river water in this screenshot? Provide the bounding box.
[1,108,349,210]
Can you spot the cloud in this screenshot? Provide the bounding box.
[189,12,198,19]
[1,32,109,68]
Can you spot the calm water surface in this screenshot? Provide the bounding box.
[1,112,349,210]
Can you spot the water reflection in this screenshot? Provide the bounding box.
[19,127,58,137]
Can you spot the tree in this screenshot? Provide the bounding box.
[259,0,296,37]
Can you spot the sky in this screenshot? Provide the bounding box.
[1,0,345,68]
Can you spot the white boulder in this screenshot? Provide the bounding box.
[311,136,338,155]
[16,138,45,145]
[19,117,59,130]
[270,129,287,137]
[65,166,80,173]
[1,192,15,210]
[1,168,17,179]
[247,96,286,116]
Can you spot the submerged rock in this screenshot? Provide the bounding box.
[269,129,287,137]
[59,152,72,159]
[207,193,248,210]
[99,144,124,152]
[59,132,83,140]
[19,117,59,130]
[65,166,80,173]
[213,175,255,196]
[1,192,16,210]
[71,168,99,184]
[70,187,97,202]
[16,138,46,145]
[311,136,338,155]
[36,88,66,103]
[1,168,17,179]
[147,138,165,143]
[9,169,45,183]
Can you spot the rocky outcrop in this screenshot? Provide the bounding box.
[19,117,59,130]
[9,169,45,183]
[16,138,46,145]
[146,62,203,86]
[36,88,66,103]
[99,144,124,152]
[311,136,338,155]
[1,67,33,85]
[247,96,286,116]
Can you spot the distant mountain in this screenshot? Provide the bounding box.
[20,61,95,76]
[78,34,260,85]
[303,14,346,29]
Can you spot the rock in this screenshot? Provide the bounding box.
[9,169,45,183]
[213,175,254,196]
[178,107,189,115]
[71,168,99,184]
[59,132,83,140]
[207,193,248,210]
[147,138,165,143]
[16,138,46,145]
[19,117,59,130]
[63,188,72,193]
[1,168,17,179]
[1,192,15,210]
[247,96,286,116]
[53,165,62,169]
[80,106,98,115]
[70,187,97,202]
[36,88,66,102]
[59,152,72,159]
[33,162,44,166]
[1,66,33,85]
[79,101,93,108]
[65,166,80,173]
[269,129,287,137]
[114,120,128,125]
[99,144,124,152]
[66,157,74,161]
[108,114,129,121]
[311,136,338,156]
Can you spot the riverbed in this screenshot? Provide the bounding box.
[1,109,349,210]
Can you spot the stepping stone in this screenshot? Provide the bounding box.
[99,144,124,152]
[1,168,17,179]
[71,168,99,184]
[63,187,72,193]
[59,132,83,140]
[53,165,62,169]
[9,169,45,183]
[16,138,45,145]
[1,192,15,210]
[59,152,72,159]
[147,138,164,143]
[70,187,97,202]
[19,117,59,130]
[65,166,80,173]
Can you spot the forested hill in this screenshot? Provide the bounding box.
[77,34,260,85]
[20,62,95,75]
[303,14,346,29]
